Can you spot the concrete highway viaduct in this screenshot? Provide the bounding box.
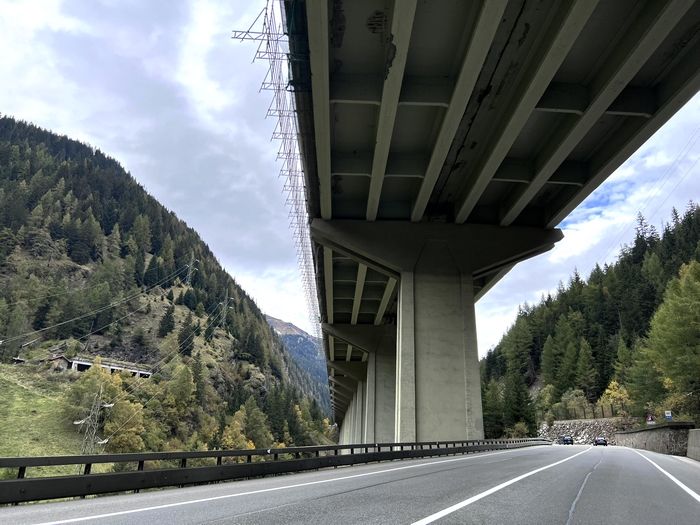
[282,0,700,444]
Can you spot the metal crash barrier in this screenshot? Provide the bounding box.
[0,438,551,504]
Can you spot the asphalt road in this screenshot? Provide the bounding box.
[3,445,699,524]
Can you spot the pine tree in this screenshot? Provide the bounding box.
[178,312,195,356]
[575,338,597,401]
[143,256,161,287]
[244,396,274,449]
[132,214,151,253]
[503,316,533,381]
[183,289,197,311]
[192,351,206,405]
[540,334,559,387]
[613,336,633,384]
[482,380,504,438]
[645,261,700,416]
[158,305,175,337]
[502,369,535,435]
[134,250,145,286]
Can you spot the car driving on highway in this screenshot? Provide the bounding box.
[593,436,608,446]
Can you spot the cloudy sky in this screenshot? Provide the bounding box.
[1,0,698,356]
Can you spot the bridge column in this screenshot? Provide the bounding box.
[395,243,482,441]
[324,324,396,443]
[312,220,562,442]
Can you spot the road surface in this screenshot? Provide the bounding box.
[2,445,699,524]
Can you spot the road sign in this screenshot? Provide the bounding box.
[664,410,672,421]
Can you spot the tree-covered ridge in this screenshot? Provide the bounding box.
[481,204,700,437]
[0,116,333,453]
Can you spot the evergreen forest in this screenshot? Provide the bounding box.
[0,116,334,456]
[481,204,700,438]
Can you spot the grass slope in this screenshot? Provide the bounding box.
[0,364,83,477]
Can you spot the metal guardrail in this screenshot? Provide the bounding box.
[0,438,550,504]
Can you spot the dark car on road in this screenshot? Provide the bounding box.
[561,436,574,445]
[594,436,608,446]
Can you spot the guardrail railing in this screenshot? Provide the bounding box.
[0,438,551,504]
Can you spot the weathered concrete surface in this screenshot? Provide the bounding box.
[614,422,695,456]
[688,429,700,461]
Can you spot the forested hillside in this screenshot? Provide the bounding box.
[481,205,700,438]
[266,316,330,415]
[0,116,333,455]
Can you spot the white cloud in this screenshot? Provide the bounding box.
[176,0,236,127]
[231,265,315,335]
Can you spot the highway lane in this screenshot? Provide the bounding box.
[2,445,698,524]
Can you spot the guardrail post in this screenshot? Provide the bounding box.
[84,463,92,475]
[17,466,26,479]
[180,458,187,468]
[217,456,222,466]
[134,460,146,494]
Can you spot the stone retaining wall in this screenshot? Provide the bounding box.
[688,429,700,461]
[614,422,695,456]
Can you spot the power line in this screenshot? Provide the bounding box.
[593,123,700,267]
[1,257,183,309]
[98,299,234,445]
[0,265,189,346]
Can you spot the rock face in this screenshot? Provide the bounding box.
[538,418,634,445]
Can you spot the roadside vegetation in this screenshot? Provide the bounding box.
[481,204,700,437]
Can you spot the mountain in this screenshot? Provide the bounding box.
[0,116,333,455]
[266,315,330,415]
[480,205,700,438]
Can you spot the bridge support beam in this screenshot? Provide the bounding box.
[324,324,396,443]
[313,220,562,442]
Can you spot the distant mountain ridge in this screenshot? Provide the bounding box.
[266,316,312,338]
[266,315,330,414]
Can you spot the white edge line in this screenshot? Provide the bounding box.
[29,446,548,525]
[411,447,592,525]
[629,448,700,504]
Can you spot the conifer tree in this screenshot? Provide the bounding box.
[244,396,274,449]
[178,311,195,356]
[575,338,598,401]
[158,305,175,337]
[134,250,145,286]
[482,380,504,438]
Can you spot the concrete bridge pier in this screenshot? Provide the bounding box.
[313,220,562,443]
[324,324,396,443]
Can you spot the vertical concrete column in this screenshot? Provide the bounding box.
[347,401,353,443]
[374,341,396,442]
[395,271,416,441]
[364,353,376,443]
[395,241,484,441]
[355,380,365,443]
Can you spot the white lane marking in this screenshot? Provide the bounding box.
[411,447,592,525]
[28,446,547,525]
[565,453,603,525]
[630,448,700,504]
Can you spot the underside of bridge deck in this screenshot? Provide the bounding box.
[282,0,700,442]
